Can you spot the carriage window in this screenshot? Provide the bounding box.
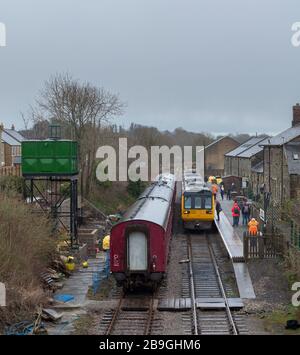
[184,196,192,209]
[194,196,202,209]
[204,197,212,209]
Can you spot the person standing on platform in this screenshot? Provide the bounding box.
[248,218,259,235]
[220,185,225,200]
[231,201,240,227]
[242,200,250,225]
[226,187,231,200]
[215,200,222,221]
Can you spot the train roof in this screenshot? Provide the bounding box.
[182,171,208,193]
[184,184,210,193]
[115,174,176,230]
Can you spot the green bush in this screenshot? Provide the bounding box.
[127,179,146,198]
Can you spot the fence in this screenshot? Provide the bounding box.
[0,165,21,177]
[290,219,300,250]
[243,234,285,260]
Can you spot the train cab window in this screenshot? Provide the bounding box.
[184,196,192,209]
[194,196,202,209]
[204,197,212,209]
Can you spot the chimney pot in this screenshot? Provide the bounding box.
[292,103,300,127]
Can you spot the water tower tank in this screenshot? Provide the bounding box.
[22,140,78,176]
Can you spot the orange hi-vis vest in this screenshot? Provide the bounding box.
[248,219,259,235]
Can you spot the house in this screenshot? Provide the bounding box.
[224,135,269,178]
[204,136,239,177]
[0,124,25,167]
[260,104,300,204]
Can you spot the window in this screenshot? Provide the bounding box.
[293,153,299,160]
[184,196,192,209]
[194,196,202,209]
[204,197,212,209]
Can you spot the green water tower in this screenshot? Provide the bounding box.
[21,126,79,247]
[22,139,78,176]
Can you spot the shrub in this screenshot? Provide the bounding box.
[0,194,56,330]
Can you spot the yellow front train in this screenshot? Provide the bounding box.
[181,172,215,230]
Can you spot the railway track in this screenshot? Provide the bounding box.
[99,292,160,335]
[183,232,246,335]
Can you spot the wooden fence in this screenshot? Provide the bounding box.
[243,234,285,260]
[0,165,21,177]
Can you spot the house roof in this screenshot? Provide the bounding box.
[251,161,264,174]
[205,136,238,150]
[5,129,25,143]
[237,137,269,158]
[284,142,300,175]
[1,131,21,146]
[225,136,268,158]
[260,125,300,147]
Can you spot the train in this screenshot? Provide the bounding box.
[181,170,215,230]
[110,174,176,290]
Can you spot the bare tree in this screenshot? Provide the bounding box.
[32,73,125,196]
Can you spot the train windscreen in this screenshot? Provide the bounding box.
[184,191,212,210]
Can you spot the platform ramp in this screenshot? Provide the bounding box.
[214,212,256,299]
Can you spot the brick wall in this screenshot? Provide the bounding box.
[263,146,290,203]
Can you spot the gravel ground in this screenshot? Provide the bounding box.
[240,259,293,334]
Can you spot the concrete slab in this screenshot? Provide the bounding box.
[233,263,256,299]
[157,297,244,311]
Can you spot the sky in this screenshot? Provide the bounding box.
[0,0,300,135]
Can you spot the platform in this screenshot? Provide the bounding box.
[214,211,244,262]
[232,263,256,299]
[214,207,256,299]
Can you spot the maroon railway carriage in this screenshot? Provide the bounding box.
[110,174,176,289]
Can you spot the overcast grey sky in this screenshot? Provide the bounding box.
[0,0,300,135]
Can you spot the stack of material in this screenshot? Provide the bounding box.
[40,268,64,291]
[78,228,98,257]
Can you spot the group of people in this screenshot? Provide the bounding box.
[231,200,259,235]
[217,182,235,201]
[214,186,259,236]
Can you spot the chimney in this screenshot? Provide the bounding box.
[11,124,15,130]
[292,103,300,127]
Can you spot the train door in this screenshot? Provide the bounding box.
[127,231,148,271]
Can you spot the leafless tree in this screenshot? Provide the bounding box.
[32,73,125,196]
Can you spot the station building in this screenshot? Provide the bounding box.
[259,104,300,204]
[204,136,239,177]
[224,135,269,179]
